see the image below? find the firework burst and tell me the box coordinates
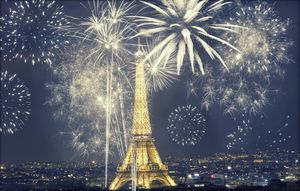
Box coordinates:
[134,0,242,75]
[167,105,206,146]
[201,1,292,116]
[47,44,133,159]
[224,1,292,75]
[1,71,31,134]
[0,0,70,65]
[63,0,136,63]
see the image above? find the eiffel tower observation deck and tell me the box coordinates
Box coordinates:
[109,46,176,190]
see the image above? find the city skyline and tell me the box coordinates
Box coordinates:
[1,149,299,190]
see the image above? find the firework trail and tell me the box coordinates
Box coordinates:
[134,0,242,75]
[200,1,292,116]
[0,0,70,65]
[1,71,31,134]
[226,114,292,151]
[167,105,206,146]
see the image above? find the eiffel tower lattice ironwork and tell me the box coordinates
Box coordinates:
[109,48,176,190]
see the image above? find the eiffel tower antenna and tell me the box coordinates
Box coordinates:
[135,37,142,58]
[109,39,176,190]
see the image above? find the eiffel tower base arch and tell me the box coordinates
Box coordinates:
[109,137,176,190]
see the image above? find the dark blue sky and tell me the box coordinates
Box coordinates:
[1,0,299,164]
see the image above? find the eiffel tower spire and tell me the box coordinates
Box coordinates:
[131,47,151,136]
[109,42,176,190]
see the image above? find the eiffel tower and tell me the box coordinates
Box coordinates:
[109,47,176,190]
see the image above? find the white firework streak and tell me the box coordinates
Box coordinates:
[133,0,242,75]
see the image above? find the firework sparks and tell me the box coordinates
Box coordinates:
[47,46,106,159]
[201,1,292,116]
[134,0,242,75]
[144,58,177,93]
[47,44,133,159]
[226,113,256,151]
[226,114,292,151]
[0,0,70,65]
[258,115,292,150]
[167,105,206,146]
[1,71,31,134]
[59,125,104,159]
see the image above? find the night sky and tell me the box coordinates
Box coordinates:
[1,0,299,164]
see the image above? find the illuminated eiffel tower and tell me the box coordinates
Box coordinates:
[109,47,176,190]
